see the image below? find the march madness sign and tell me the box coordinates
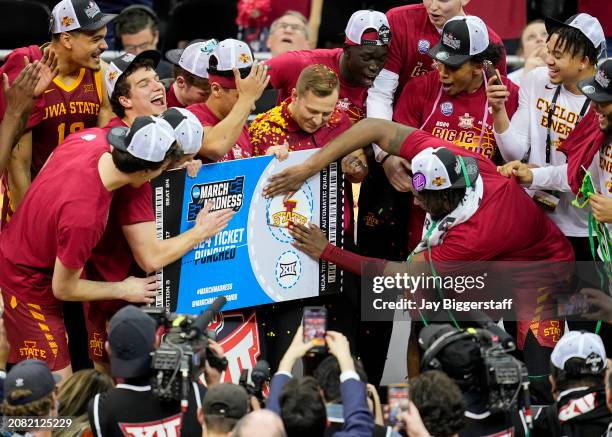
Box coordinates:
[152,150,344,314]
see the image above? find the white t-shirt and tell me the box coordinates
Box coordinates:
[507,67,525,87]
[495,67,591,237]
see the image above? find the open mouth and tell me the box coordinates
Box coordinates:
[150,94,166,107]
[441,82,453,93]
[281,37,294,44]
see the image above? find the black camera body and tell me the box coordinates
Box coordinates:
[144,297,229,403]
[420,323,529,414]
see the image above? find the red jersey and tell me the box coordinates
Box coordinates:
[385,4,507,98]
[187,102,253,161]
[165,82,185,109]
[393,70,519,161]
[399,129,572,263]
[266,49,368,123]
[249,97,352,155]
[105,116,128,129]
[0,128,114,305]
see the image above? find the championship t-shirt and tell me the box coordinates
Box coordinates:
[394,70,519,161]
[385,4,507,98]
[399,129,573,263]
[187,102,253,161]
[0,128,114,304]
[266,48,369,123]
[494,67,591,236]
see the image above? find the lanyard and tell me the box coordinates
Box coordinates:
[545,86,590,164]
[422,73,490,156]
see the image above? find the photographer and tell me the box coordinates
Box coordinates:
[418,324,528,437]
[267,326,374,437]
[532,331,610,437]
[87,305,224,436]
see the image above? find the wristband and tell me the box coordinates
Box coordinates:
[380,154,391,166]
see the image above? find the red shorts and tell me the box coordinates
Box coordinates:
[1,289,70,371]
[84,300,128,363]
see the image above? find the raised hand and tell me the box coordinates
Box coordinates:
[34,50,59,97]
[234,60,270,104]
[382,155,412,192]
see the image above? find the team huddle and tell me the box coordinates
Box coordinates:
[0,0,610,410]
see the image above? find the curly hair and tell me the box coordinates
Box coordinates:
[410,370,466,437]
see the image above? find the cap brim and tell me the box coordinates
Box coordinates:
[80,13,117,31]
[165,48,183,65]
[544,16,567,36]
[106,126,130,152]
[133,50,162,69]
[450,156,479,188]
[111,354,151,378]
[578,77,612,103]
[428,42,471,67]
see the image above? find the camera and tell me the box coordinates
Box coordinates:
[238,359,271,407]
[143,297,229,405]
[419,321,529,414]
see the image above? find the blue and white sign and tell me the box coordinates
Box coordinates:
[152,150,343,314]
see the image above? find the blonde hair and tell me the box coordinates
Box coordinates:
[57,369,113,417]
[2,390,54,417]
[295,64,339,98]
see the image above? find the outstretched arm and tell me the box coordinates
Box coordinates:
[264,118,415,197]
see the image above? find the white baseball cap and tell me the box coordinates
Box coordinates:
[344,10,391,46]
[166,39,218,79]
[411,147,479,192]
[107,116,175,163]
[210,39,253,72]
[105,50,161,99]
[429,16,490,67]
[160,107,203,155]
[50,0,116,34]
[545,13,606,57]
[551,331,607,374]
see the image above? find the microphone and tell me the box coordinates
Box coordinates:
[188,296,227,339]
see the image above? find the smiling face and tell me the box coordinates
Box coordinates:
[423,0,469,29]
[344,44,388,88]
[290,88,339,133]
[120,67,167,117]
[66,27,109,70]
[545,33,589,86]
[591,100,612,133]
[267,13,310,56]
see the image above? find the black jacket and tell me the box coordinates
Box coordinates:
[532,386,611,437]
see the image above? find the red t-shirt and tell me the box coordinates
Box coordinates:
[187,102,253,161]
[166,82,185,109]
[249,97,352,155]
[0,128,114,304]
[393,70,519,161]
[266,49,368,123]
[105,116,128,129]
[399,130,573,263]
[385,4,507,98]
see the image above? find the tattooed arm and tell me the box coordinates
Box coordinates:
[263,118,415,197]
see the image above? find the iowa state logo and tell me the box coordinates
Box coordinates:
[270,199,308,227]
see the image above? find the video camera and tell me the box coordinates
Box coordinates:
[239,359,270,407]
[418,319,530,415]
[143,297,229,406]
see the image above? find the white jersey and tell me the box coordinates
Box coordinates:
[495,67,591,237]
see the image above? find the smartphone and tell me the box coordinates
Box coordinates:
[557,293,592,317]
[387,384,409,427]
[483,60,502,86]
[303,306,327,352]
